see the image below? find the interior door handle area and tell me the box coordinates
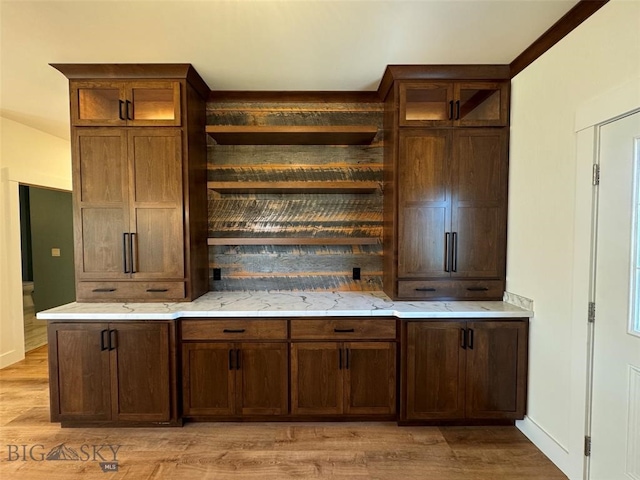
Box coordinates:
[444,232,451,272]
[452,232,458,273]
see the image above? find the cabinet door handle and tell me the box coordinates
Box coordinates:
[228,349,234,370]
[118,100,125,121]
[236,349,241,370]
[126,100,133,120]
[130,233,136,274]
[92,288,116,293]
[334,328,355,333]
[444,232,451,272]
[415,288,436,292]
[460,328,467,349]
[452,232,458,273]
[455,100,461,120]
[223,329,246,334]
[467,328,474,350]
[338,348,343,370]
[146,289,168,293]
[100,329,109,351]
[109,329,117,351]
[467,287,489,292]
[345,348,350,370]
[449,100,454,120]
[123,233,130,273]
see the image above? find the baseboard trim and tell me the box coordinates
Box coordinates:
[517,416,571,477]
[0,349,25,369]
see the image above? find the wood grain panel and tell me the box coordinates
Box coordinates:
[181,319,288,341]
[133,208,184,278]
[398,206,448,278]
[290,319,396,340]
[210,275,384,292]
[76,130,127,203]
[237,343,288,416]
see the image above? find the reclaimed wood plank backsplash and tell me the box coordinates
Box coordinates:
[207,98,383,292]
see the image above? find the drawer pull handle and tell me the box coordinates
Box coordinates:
[467,287,489,292]
[223,329,246,334]
[146,289,169,293]
[415,288,436,292]
[334,328,355,333]
[93,288,116,293]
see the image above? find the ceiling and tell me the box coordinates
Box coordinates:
[0,0,579,140]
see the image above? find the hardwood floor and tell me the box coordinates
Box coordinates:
[0,346,566,479]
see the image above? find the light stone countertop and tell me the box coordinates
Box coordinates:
[37,291,533,321]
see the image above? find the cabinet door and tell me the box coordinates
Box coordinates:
[47,323,111,422]
[344,342,396,415]
[451,129,507,279]
[73,129,130,280]
[404,321,466,420]
[71,81,127,126]
[291,342,343,415]
[128,129,185,280]
[455,82,508,127]
[110,322,171,422]
[236,343,288,416]
[399,82,454,127]
[127,81,181,127]
[182,343,235,416]
[465,321,528,419]
[398,130,452,278]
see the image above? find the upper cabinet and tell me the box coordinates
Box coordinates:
[70,81,181,127]
[399,81,509,127]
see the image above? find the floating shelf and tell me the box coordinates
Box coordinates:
[208,237,379,246]
[207,181,380,194]
[205,125,378,145]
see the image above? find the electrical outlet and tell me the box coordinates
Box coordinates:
[51,248,61,257]
[213,268,221,281]
[353,267,361,280]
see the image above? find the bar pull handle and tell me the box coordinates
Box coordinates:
[109,329,117,351]
[130,233,136,274]
[118,100,125,121]
[468,328,474,350]
[449,100,454,120]
[223,329,246,334]
[100,329,109,351]
[456,100,461,120]
[236,349,241,370]
[444,232,451,272]
[460,328,467,349]
[123,233,129,273]
[467,287,489,292]
[146,289,168,293]
[452,232,458,273]
[126,100,133,120]
[415,288,436,292]
[92,288,116,293]
[334,328,355,333]
[345,348,350,370]
[338,348,343,370]
[228,349,234,370]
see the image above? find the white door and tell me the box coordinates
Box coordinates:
[590,111,640,480]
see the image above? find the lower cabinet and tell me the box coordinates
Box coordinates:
[182,342,288,417]
[402,319,528,421]
[290,341,396,416]
[47,321,177,425]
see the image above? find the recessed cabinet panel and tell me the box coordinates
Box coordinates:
[291,343,343,415]
[237,343,288,416]
[399,130,450,204]
[454,208,501,278]
[133,208,184,278]
[399,206,449,278]
[453,131,503,204]
[78,208,128,278]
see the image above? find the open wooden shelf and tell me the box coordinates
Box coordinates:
[208,237,379,246]
[207,181,380,194]
[206,125,378,145]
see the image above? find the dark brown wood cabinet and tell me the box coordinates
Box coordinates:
[47,321,178,426]
[401,319,528,422]
[290,319,397,417]
[52,64,210,302]
[181,319,289,418]
[382,66,510,300]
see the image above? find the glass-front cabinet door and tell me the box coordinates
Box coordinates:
[455,82,508,127]
[400,82,454,127]
[71,81,181,126]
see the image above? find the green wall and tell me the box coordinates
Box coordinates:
[28,187,75,312]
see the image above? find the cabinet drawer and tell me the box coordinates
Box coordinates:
[290,319,396,340]
[397,280,503,300]
[181,320,288,341]
[77,281,185,302]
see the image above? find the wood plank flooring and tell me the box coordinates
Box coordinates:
[0,346,567,480]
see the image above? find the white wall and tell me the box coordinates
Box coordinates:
[508,1,640,478]
[0,116,71,368]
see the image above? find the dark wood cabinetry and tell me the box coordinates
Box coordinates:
[290,319,397,417]
[382,66,510,300]
[47,321,178,426]
[52,64,209,302]
[401,319,528,422]
[181,320,289,418]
